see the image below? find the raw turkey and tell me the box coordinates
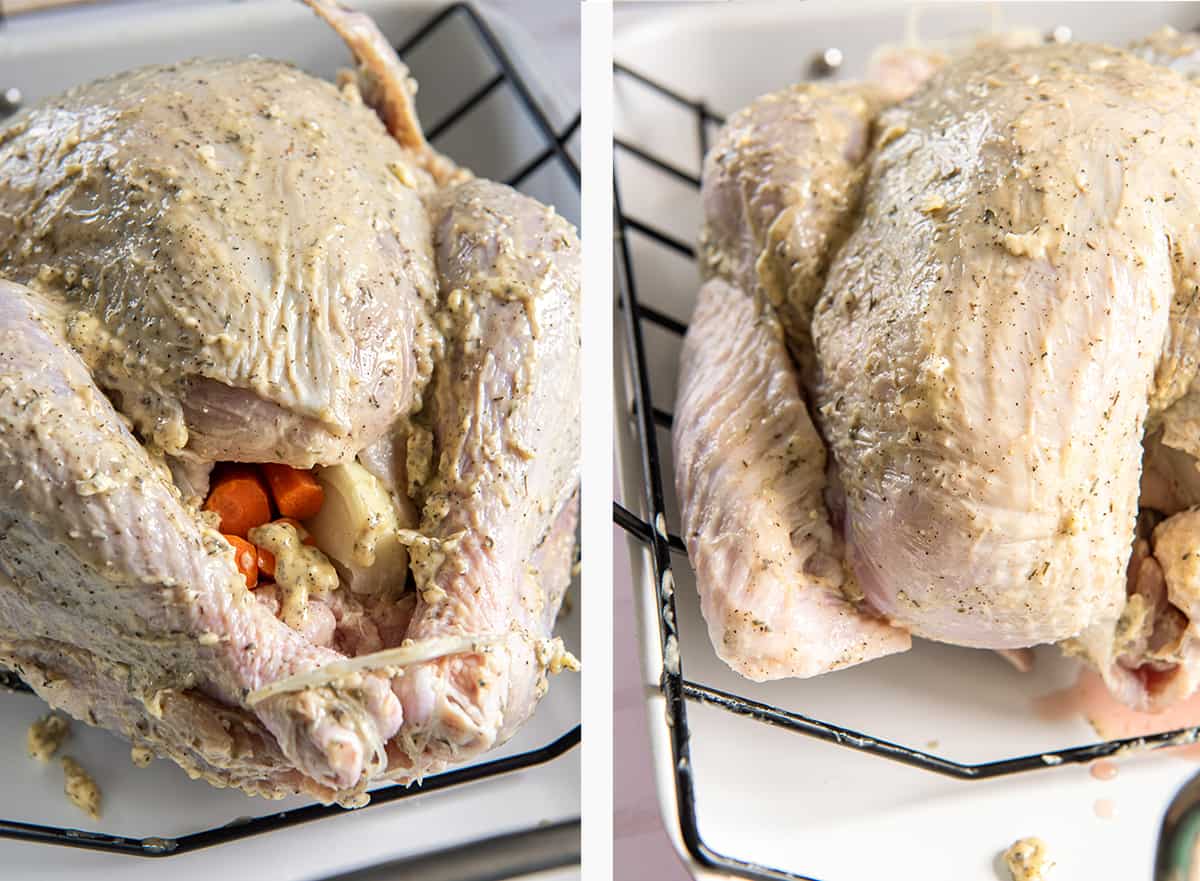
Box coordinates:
[0,0,579,804]
[676,35,1200,711]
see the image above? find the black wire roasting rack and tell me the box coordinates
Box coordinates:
[612,60,1200,881]
[0,1,580,862]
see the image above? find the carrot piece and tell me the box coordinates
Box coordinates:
[203,467,272,538]
[224,534,259,589]
[257,546,276,580]
[274,517,318,547]
[261,464,325,520]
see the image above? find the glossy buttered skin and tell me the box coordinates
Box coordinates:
[678,38,1200,710]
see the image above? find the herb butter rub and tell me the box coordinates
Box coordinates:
[0,0,579,802]
[388,181,581,778]
[0,57,440,467]
[816,44,1200,708]
[678,79,915,681]
[1004,837,1053,881]
[302,2,583,777]
[0,281,400,801]
[677,35,1200,711]
[675,277,911,680]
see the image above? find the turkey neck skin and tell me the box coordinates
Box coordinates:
[813,44,1200,648]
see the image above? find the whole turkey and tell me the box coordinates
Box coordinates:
[676,29,1200,711]
[0,0,579,804]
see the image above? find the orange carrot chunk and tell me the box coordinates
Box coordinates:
[224,534,259,588]
[203,468,272,538]
[262,464,325,520]
[257,546,276,580]
[274,517,318,547]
